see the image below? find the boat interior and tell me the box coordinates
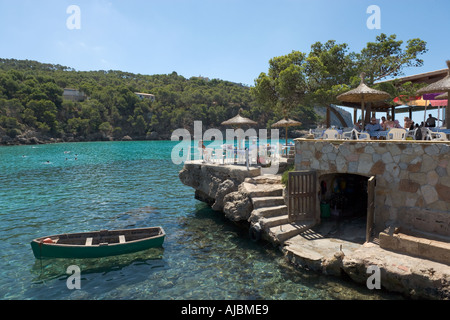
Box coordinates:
[38,228,163,246]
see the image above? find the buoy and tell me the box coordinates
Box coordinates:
[42,238,53,244]
[249,223,262,242]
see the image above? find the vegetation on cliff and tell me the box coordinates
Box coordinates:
[0,59,267,143]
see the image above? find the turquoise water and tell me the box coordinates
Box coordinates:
[0,141,402,300]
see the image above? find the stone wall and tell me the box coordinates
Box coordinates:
[294,139,450,237]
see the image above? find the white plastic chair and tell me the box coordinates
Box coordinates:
[310,128,324,139]
[342,129,369,140]
[204,148,213,162]
[386,128,407,140]
[342,129,354,140]
[323,129,340,140]
[357,132,371,140]
[221,144,234,164]
[405,130,414,140]
[236,149,246,164]
[424,128,448,141]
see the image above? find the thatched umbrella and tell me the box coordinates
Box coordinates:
[221,109,257,149]
[271,118,302,154]
[337,73,391,130]
[417,61,450,128]
[221,113,257,127]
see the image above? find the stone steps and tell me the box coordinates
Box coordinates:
[245,175,282,185]
[245,173,317,246]
[267,220,316,245]
[248,205,287,223]
[260,214,290,229]
[242,182,284,197]
[252,196,285,209]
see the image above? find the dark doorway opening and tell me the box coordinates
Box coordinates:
[319,173,369,219]
[315,173,372,244]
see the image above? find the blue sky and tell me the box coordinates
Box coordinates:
[0,0,449,125]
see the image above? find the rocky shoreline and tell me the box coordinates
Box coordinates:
[0,130,170,146]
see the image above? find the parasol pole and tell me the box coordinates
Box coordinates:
[424,101,427,124]
[361,99,365,131]
[438,104,441,129]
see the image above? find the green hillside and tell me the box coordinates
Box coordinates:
[0,58,299,145]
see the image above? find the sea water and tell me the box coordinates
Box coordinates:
[0,141,403,300]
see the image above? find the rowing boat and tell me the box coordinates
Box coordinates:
[30,227,165,259]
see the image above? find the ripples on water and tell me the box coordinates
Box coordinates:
[0,141,403,300]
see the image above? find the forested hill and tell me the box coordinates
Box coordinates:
[0,58,290,145]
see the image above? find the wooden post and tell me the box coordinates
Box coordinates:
[326,106,331,128]
[446,91,450,129]
[361,101,365,131]
[366,176,376,243]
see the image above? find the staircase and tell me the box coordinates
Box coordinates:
[244,175,315,245]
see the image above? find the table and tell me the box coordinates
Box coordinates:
[431,128,450,134]
[368,131,388,139]
[431,128,450,140]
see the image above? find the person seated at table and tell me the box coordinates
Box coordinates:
[382,115,396,130]
[353,120,363,132]
[380,116,386,129]
[394,118,402,128]
[404,117,414,130]
[366,117,382,139]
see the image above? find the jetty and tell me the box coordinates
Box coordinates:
[179,139,450,300]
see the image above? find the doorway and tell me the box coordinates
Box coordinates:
[316,173,375,244]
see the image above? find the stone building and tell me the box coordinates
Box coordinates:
[63,88,87,102]
[294,139,450,263]
[135,92,156,102]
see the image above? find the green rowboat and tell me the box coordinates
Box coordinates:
[30,227,165,259]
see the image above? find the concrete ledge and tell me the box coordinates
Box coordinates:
[379,231,450,266]
[294,138,450,144]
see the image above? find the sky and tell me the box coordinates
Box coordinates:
[0,0,449,126]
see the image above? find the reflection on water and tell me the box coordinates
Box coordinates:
[31,248,166,283]
[0,141,404,300]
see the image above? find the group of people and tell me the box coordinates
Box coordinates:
[354,114,440,136]
[354,115,399,133]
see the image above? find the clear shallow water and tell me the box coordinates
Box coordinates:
[0,141,403,300]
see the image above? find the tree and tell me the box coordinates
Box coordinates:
[252,51,308,118]
[356,33,428,84]
[99,121,113,136]
[132,115,147,136]
[252,34,428,127]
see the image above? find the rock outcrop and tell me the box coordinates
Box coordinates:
[179,162,260,217]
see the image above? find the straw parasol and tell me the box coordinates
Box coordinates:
[221,113,257,127]
[337,73,391,130]
[221,109,257,149]
[417,60,450,128]
[272,118,302,154]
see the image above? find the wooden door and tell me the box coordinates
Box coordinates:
[287,171,317,223]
